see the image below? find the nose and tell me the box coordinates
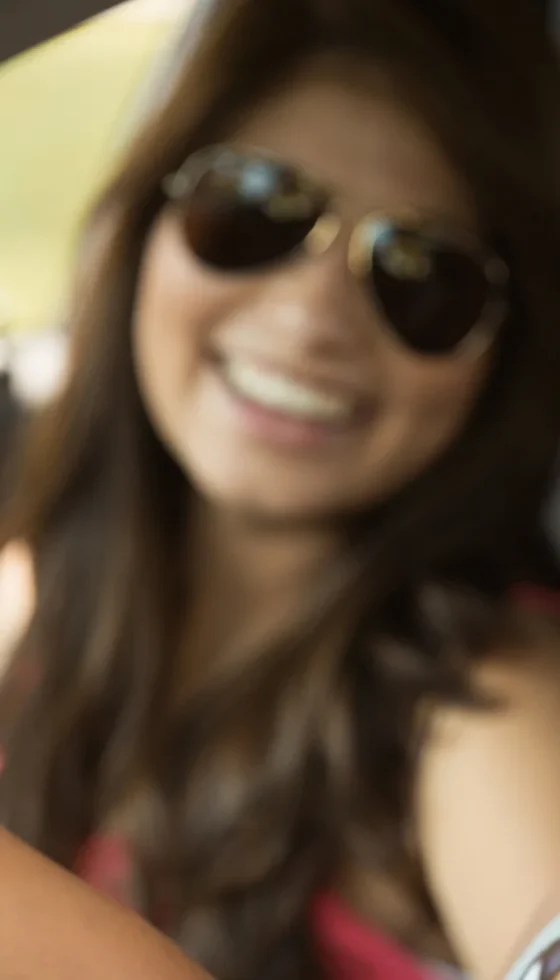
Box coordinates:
[249,232,377,362]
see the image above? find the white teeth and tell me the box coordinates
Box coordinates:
[223,360,354,422]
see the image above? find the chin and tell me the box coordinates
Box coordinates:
[184,467,370,529]
[178,441,404,527]
[198,484,334,525]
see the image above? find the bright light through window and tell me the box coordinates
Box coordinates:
[0,0,190,334]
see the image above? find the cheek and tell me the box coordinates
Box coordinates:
[372,347,494,486]
[132,216,240,442]
[133,219,204,407]
[393,351,493,439]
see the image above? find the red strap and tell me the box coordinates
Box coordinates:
[312,892,433,980]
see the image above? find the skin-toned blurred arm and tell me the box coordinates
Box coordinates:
[0,828,212,980]
[0,545,209,979]
[0,0,123,63]
[416,618,560,980]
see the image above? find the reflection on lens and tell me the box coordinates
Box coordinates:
[181,156,325,271]
[377,230,433,281]
[372,225,491,354]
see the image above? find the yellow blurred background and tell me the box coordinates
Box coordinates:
[0,0,186,333]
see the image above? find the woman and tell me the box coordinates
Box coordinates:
[1,1,560,979]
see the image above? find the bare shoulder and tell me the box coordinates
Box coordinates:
[415,613,560,980]
[0,541,35,680]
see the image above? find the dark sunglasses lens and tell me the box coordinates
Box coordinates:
[371,224,493,354]
[180,153,324,271]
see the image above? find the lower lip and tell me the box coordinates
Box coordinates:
[217,370,362,449]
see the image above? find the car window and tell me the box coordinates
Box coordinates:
[0,0,186,337]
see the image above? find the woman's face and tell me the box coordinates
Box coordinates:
[133,60,494,522]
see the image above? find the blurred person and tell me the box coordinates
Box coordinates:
[0,370,24,500]
[0,326,70,513]
[0,3,560,980]
[0,336,25,508]
[0,328,71,512]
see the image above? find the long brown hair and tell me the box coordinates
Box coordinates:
[1,1,560,977]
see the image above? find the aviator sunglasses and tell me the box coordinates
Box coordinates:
[162,144,509,356]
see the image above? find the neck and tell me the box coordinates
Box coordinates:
[185,498,342,660]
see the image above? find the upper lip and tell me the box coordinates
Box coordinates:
[212,349,373,404]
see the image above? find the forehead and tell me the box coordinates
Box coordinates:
[231,58,477,227]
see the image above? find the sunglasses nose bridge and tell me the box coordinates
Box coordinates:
[304,212,389,290]
[348,219,373,280]
[260,223,377,353]
[303,212,343,260]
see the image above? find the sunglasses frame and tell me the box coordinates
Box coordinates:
[163,143,510,358]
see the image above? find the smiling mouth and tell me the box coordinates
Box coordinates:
[217,356,368,426]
